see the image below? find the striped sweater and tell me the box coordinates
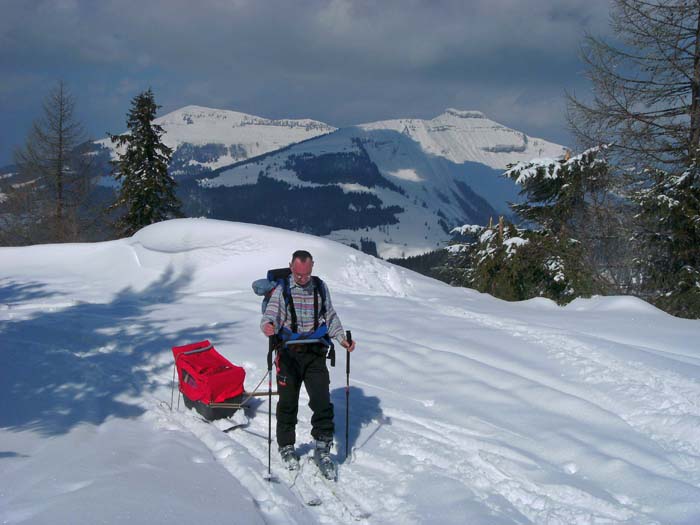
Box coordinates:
[260,276,346,344]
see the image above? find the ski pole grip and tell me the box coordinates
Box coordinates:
[345,330,352,371]
[267,336,274,370]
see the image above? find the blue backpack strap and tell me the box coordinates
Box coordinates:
[278,324,331,347]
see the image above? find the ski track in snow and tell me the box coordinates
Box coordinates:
[381,408,648,525]
[151,388,655,525]
[435,303,700,487]
[148,333,660,525]
[152,400,378,525]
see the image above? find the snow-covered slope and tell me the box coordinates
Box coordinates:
[95,105,336,173]
[360,108,566,171]
[2,219,699,525]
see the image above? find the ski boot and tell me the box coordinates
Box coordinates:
[279,444,300,471]
[314,438,337,481]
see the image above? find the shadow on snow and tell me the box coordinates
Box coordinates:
[0,266,238,437]
[331,385,389,465]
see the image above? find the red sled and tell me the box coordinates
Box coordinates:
[172,340,246,420]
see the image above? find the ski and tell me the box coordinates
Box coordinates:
[321,482,370,521]
[304,458,371,521]
[280,459,323,506]
[296,481,323,507]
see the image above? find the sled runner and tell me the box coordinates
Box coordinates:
[171,340,250,420]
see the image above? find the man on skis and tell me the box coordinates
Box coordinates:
[261,250,356,480]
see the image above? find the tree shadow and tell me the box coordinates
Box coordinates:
[0,451,29,459]
[331,386,390,464]
[0,280,57,304]
[0,265,239,436]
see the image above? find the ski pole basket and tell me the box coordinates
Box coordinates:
[171,340,247,420]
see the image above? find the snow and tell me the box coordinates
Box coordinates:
[657,195,680,207]
[2,218,700,525]
[73,105,567,259]
[507,157,562,184]
[504,236,528,255]
[452,224,483,235]
[338,183,375,194]
[360,109,567,171]
[505,147,605,185]
[11,179,38,190]
[387,168,424,182]
[446,243,469,253]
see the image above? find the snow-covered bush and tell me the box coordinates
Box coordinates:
[446,220,596,304]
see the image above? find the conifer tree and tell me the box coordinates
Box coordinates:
[634,158,700,317]
[6,81,96,244]
[446,218,595,305]
[514,149,631,284]
[440,151,610,304]
[110,89,182,236]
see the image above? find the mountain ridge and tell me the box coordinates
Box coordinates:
[194,113,564,258]
[359,107,565,170]
[1,105,567,257]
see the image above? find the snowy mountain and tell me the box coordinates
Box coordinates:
[192,110,566,258]
[1,218,699,524]
[2,106,566,258]
[94,105,336,175]
[359,108,564,170]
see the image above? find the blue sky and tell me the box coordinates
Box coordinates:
[0,0,612,166]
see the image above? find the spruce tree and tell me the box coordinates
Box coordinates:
[505,148,620,294]
[110,89,182,236]
[442,151,609,304]
[446,220,595,305]
[634,158,700,317]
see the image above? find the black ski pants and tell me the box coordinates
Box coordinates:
[275,344,334,448]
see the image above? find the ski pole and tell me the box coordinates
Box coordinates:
[170,362,176,411]
[345,330,352,461]
[267,336,274,480]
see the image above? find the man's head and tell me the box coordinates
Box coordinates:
[290,250,314,286]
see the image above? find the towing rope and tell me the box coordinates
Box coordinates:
[208,369,274,409]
